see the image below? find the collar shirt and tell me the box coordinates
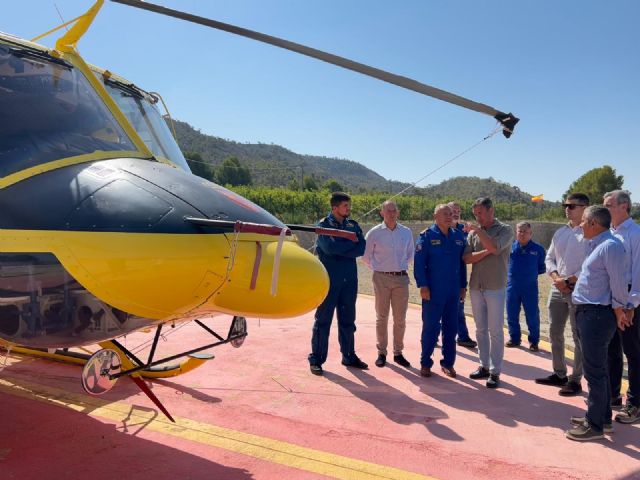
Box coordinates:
[455,222,469,241]
[315,213,366,280]
[508,239,546,285]
[464,219,513,290]
[414,224,467,295]
[545,223,588,277]
[571,231,629,308]
[363,222,414,272]
[611,217,640,308]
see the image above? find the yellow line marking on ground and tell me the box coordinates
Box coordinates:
[0,376,436,480]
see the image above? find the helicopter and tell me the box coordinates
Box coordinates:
[0,0,516,420]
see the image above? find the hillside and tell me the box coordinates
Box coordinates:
[416,176,556,205]
[171,120,407,192]
[169,119,556,206]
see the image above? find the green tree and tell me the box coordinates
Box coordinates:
[565,165,623,204]
[323,179,344,192]
[288,179,300,191]
[184,151,215,181]
[216,156,252,186]
[303,175,319,191]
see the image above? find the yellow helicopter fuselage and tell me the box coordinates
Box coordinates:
[0,12,329,349]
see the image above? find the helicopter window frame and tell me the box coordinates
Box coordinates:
[98,74,191,173]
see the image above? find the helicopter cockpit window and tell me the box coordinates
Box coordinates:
[99,77,191,173]
[0,43,137,178]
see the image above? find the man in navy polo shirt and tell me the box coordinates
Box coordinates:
[506,222,546,351]
[414,204,467,378]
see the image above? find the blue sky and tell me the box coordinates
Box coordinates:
[3,1,639,201]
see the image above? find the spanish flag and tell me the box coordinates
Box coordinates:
[531,194,544,203]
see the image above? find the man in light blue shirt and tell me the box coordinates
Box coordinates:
[363,200,414,368]
[604,190,640,424]
[566,206,631,442]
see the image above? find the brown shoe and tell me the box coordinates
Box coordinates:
[441,366,457,378]
[420,367,431,377]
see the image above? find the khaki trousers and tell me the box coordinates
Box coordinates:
[372,271,410,356]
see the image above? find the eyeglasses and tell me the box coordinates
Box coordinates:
[562,204,586,210]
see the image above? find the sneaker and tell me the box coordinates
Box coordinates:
[565,423,604,442]
[486,374,500,389]
[420,366,432,377]
[375,354,386,368]
[342,356,368,370]
[470,367,490,380]
[505,340,521,348]
[570,416,613,434]
[559,381,582,396]
[529,344,539,352]
[615,404,640,424]
[441,366,457,378]
[535,373,568,386]
[310,364,323,376]
[457,338,477,348]
[393,354,411,368]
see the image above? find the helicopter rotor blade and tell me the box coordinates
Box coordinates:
[110,0,518,137]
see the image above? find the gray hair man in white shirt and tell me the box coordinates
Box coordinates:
[536,193,590,396]
[363,200,414,368]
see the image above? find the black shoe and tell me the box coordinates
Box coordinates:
[565,424,604,442]
[559,381,582,396]
[469,367,490,379]
[375,354,386,368]
[486,374,500,389]
[505,340,521,348]
[393,354,411,368]
[457,338,477,348]
[571,416,613,434]
[535,373,568,386]
[529,344,539,352]
[310,364,323,376]
[342,356,368,370]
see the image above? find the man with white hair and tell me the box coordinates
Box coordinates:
[565,206,630,441]
[363,200,414,368]
[603,189,640,424]
[414,204,467,378]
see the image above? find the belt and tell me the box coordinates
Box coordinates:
[378,271,408,276]
[575,304,612,312]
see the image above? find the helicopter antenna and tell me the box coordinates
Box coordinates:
[54,3,69,30]
[110,0,518,138]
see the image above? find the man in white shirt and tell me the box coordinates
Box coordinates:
[604,189,640,424]
[363,200,414,368]
[536,193,590,396]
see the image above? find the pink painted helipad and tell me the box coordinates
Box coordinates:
[1,295,639,479]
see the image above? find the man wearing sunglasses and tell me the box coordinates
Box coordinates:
[603,190,640,425]
[536,193,590,396]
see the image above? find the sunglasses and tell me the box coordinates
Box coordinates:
[562,204,586,210]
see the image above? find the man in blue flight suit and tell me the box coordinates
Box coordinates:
[449,201,477,349]
[414,204,467,378]
[309,192,367,376]
[506,222,546,351]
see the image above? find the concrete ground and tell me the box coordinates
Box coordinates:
[0,296,639,480]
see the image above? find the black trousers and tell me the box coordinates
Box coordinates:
[607,307,640,407]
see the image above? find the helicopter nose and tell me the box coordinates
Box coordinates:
[211,239,329,318]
